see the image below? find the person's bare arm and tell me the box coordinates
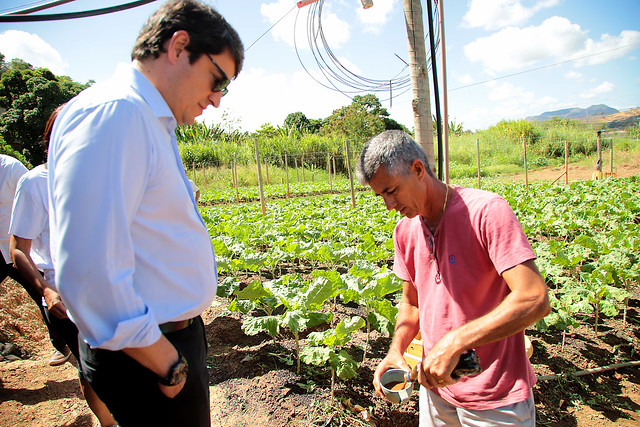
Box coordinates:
[10,235,67,319]
[372,280,420,398]
[420,259,550,387]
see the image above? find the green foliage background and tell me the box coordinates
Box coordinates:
[1,54,637,177]
[0,54,90,166]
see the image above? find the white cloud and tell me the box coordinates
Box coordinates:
[464,17,640,74]
[487,81,535,105]
[464,17,587,73]
[564,70,582,79]
[456,73,475,86]
[463,0,559,30]
[580,81,614,99]
[199,67,349,132]
[357,0,396,33]
[261,0,350,49]
[573,30,640,66]
[0,30,67,75]
[535,96,559,109]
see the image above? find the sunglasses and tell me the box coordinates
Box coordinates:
[206,53,231,97]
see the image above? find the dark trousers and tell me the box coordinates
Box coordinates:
[0,255,67,353]
[79,316,210,427]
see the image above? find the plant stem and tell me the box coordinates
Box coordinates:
[537,360,640,381]
[330,368,335,402]
[362,319,370,364]
[294,331,301,375]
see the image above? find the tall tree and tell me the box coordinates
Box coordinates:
[321,94,406,144]
[0,60,89,165]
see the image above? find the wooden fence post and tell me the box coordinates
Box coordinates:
[202,162,207,192]
[476,138,481,189]
[332,156,337,181]
[284,154,290,198]
[610,139,614,175]
[523,136,529,188]
[233,156,239,203]
[253,138,266,215]
[329,154,333,193]
[564,141,569,184]
[345,140,356,209]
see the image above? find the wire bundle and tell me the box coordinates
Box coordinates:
[293,0,440,104]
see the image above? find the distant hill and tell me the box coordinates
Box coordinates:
[526,104,619,121]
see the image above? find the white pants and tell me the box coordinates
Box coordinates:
[419,386,536,426]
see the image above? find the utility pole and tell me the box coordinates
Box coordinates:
[402,0,435,171]
[438,0,449,184]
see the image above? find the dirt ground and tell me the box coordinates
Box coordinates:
[0,159,639,427]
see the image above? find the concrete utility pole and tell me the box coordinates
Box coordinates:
[402,0,435,171]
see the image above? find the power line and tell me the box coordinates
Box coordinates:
[245,4,297,52]
[293,0,441,103]
[0,0,156,22]
[2,0,76,15]
[450,42,640,92]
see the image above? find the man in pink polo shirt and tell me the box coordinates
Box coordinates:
[358,131,550,426]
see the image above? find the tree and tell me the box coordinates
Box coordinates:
[284,112,311,133]
[0,60,89,165]
[0,54,9,77]
[321,94,406,143]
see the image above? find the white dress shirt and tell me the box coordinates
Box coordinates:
[0,154,28,262]
[9,164,54,284]
[48,63,218,350]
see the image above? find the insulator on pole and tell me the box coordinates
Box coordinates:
[297,0,320,8]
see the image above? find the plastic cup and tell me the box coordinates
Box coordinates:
[380,368,413,404]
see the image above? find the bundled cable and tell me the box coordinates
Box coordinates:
[293,0,440,104]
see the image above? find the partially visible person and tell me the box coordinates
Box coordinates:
[0,153,70,366]
[358,131,550,426]
[47,1,244,425]
[10,105,116,426]
[189,178,201,204]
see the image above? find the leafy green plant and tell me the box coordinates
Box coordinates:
[300,316,366,400]
[339,261,402,362]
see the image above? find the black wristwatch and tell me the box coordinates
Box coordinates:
[157,353,189,386]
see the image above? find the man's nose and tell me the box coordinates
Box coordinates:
[382,195,396,211]
[209,92,223,108]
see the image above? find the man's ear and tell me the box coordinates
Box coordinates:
[166,30,191,65]
[411,159,426,179]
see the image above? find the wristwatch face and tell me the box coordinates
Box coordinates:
[169,357,188,385]
[160,355,189,386]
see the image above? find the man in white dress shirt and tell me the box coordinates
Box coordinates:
[47,1,243,425]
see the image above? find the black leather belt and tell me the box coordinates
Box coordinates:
[159,317,195,334]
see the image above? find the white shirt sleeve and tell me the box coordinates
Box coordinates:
[49,99,161,349]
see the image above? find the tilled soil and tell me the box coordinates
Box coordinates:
[1,276,640,427]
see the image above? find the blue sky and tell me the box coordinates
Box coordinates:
[1,0,639,133]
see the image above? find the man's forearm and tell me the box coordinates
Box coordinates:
[10,244,52,296]
[445,261,550,354]
[388,300,421,356]
[123,335,179,379]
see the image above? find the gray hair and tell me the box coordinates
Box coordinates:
[355,130,431,185]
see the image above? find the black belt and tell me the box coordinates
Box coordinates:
[159,317,195,334]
